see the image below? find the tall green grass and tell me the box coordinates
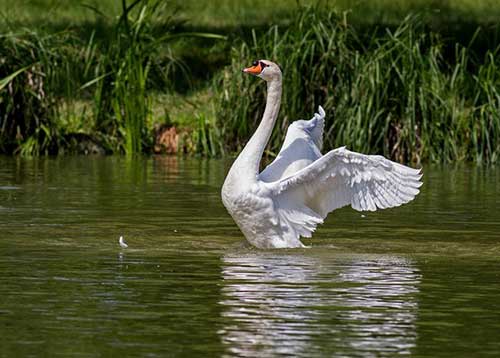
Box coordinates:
[0,31,72,155]
[0,0,223,155]
[88,0,162,155]
[80,0,204,155]
[214,7,500,163]
[1,3,498,162]
[80,0,224,155]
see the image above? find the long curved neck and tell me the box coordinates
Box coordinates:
[231,78,282,182]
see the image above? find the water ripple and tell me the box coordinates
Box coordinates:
[219,253,421,357]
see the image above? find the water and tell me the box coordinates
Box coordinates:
[0,156,499,357]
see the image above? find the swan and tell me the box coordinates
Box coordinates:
[221,60,422,249]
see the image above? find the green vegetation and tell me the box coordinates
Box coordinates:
[0,0,499,162]
[0,0,222,155]
[216,10,500,163]
[0,31,68,155]
[85,0,181,155]
[3,0,500,29]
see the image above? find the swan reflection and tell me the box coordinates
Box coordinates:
[219,252,421,357]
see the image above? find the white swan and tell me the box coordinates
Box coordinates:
[221,60,422,249]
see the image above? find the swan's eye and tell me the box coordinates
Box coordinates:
[260,61,269,69]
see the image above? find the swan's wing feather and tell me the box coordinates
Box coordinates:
[259,106,325,182]
[270,147,422,216]
[307,105,325,150]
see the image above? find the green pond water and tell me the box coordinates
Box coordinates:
[0,156,499,357]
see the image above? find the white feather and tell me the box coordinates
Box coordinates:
[119,236,128,249]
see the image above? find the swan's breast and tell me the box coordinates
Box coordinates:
[222,183,277,232]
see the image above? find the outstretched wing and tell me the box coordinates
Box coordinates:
[269,147,423,218]
[259,106,326,183]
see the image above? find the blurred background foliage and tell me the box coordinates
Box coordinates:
[0,0,499,163]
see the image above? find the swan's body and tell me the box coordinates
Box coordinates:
[221,60,422,249]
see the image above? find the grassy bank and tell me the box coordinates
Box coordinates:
[3,0,500,29]
[214,9,500,163]
[0,0,223,155]
[0,0,499,163]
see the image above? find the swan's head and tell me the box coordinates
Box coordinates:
[243,60,282,81]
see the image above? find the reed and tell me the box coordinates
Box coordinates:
[84,0,224,155]
[0,31,72,155]
[1,3,498,162]
[213,7,500,164]
[0,3,158,155]
[84,0,169,155]
[0,0,222,155]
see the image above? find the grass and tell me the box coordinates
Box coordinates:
[0,30,69,155]
[214,8,500,163]
[87,0,163,155]
[0,0,499,162]
[3,0,500,28]
[0,0,223,155]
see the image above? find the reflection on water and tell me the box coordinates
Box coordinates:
[220,253,421,357]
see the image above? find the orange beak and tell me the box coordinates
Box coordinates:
[243,62,262,75]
